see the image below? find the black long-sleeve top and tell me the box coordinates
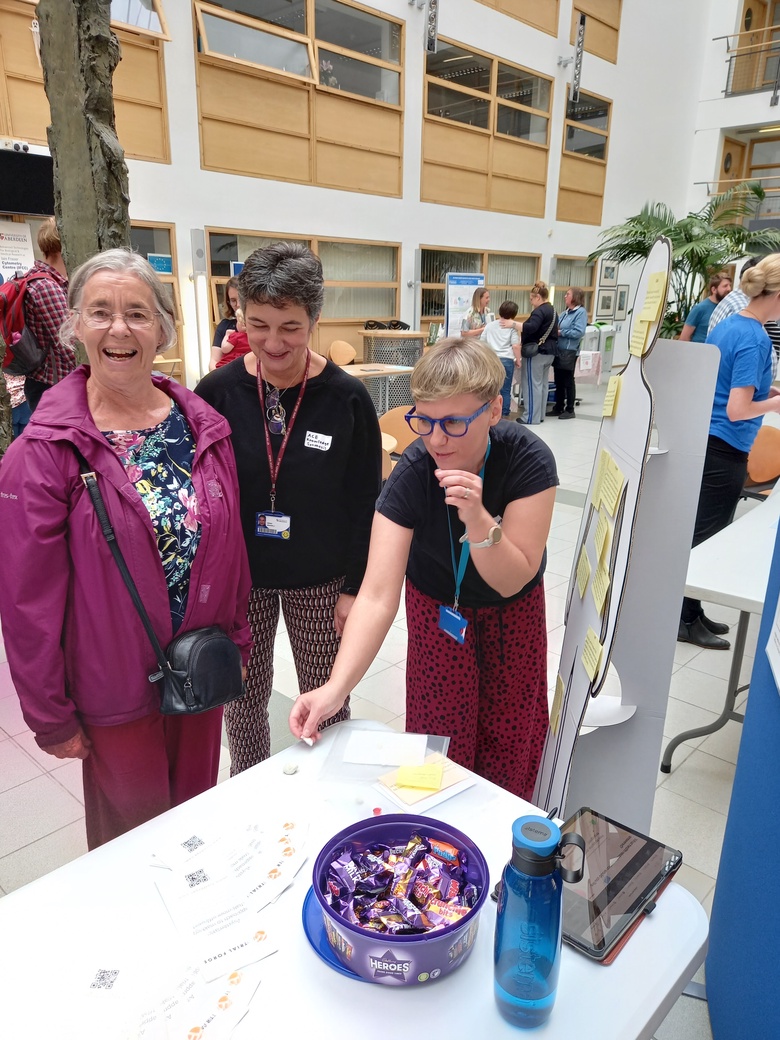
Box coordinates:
[196,358,381,591]
[521,302,559,354]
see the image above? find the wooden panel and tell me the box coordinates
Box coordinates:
[316,141,400,195]
[559,153,606,194]
[557,187,603,225]
[114,37,161,105]
[115,99,166,161]
[315,92,401,154]
[491,175,545,217]
[492,137,547,182]
[421,162,489,209]
[5,75,48,142]
[199,61,310,136]
[575,0,621,24]
[423,120,490,173]
[572,6,620,62]
[202,117,311,182]
[494,0,558,35]
[719,136,747,192]
[0,5,40,76]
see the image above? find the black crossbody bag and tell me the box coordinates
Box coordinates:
[521,311,558,359]
[73,447,245,715]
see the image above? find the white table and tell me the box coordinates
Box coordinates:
[341,363,414,414]
[0,721,707,1039]
[661,485,780,771]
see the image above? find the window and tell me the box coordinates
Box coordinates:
[129,222,183,376]
[550,257,596,315]
[564,92,610,161]
[110,0,169,37]
[420,247,540,321]
[426,40,551,146]
[197,7,315,82]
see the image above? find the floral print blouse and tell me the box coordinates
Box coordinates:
[104,402,201,633]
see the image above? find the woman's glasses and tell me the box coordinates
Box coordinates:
[404,400,490,437]
[266,386,287,435]
[78,307,160,330]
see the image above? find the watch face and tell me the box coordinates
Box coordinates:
[491,525,503,544]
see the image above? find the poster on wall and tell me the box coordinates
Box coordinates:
[0,221,35,282]
[445,273,484,338]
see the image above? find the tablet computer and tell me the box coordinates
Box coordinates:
[559,806,683,964]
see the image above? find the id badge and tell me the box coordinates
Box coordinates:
[438,605,468,644]
[255,511,291,539]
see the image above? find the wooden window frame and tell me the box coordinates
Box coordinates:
[420,245,541,322]
[425,39,552,151]
[129,220,182,375]
[14,0,171,39]
[562,89,611,166]
[550,255,597,318]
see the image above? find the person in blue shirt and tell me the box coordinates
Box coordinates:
[680,271,732,343]
[679,254,780,649]
[553,287,588,419]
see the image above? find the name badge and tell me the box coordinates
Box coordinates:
[255,511,291,539]
[438,605,468,644]
[304,430,332,451]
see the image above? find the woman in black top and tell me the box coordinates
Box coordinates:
[504,281,558,425]
[209,276,240,371]
[196,244,381,773]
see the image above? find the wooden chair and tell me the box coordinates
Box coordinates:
[381,448,396,481]
[378,405,419,455]
[327,340,357,365]
[743,425,780,500]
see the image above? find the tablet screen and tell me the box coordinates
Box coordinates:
[560,807,683,960]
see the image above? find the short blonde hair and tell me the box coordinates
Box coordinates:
[411,338,505,402]
[740,253,780,298]
[37,217,61,258]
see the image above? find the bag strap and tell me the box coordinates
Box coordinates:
[71,445,170,680]
[537,311,557,346]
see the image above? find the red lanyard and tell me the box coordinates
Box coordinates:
[257,349,311,511]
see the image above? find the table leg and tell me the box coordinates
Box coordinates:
[660,610,749,773]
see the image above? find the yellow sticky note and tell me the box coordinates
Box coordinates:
[576,545,591,598]
[629,319,649,356]
[550,674,565,736]
[582,626,604,681]
[594,511,611,563]
[600,457,625,516]
[639,270,667,323]
[396,763,444,791]
[602,375,621,417]
[591,563,611,616]
[591,448,610,510]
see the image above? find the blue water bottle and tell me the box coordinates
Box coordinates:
[494,815,585,1028]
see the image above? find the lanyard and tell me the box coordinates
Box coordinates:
[445,439,491,611]
[257,349,311,511]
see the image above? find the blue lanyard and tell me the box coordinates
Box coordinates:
[445,439,491,611]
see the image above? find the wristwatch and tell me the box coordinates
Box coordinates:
[464,524,503,549]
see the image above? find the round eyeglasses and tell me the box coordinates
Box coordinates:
[77,307,160,330]
[404,400,490,437]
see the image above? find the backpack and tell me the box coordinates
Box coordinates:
[0,271,50,376]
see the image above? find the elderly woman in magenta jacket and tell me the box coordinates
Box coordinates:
[0,249,251,850]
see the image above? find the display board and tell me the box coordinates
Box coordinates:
[444,273,484,338]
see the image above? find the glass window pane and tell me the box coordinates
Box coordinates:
[321,286,396,319]
[427,45,491,93]
[421,288,446,317]
[202,12,312,78]
[209,0,307,34]
[552,258,594,286]
[566,92,609,131]
[315,0,400,64]
[427,84,490,129]
[130,225,171,257]
[496,288,532,315]
[565,125,607,160]
[496,105,548,144]
[421,250,482,282]
[487,254,537,285]
[318,49,399,104]
[209,233,238,276]
[319,241,396,281]
[496,65,550,112]
[751,140,780,166]
[111,0,162,33]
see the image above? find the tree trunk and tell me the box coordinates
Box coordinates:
[36,0,131,275]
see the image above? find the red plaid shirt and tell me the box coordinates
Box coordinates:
[23,260,75,386]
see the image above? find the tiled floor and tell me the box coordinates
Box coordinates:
[0,375,750,1038]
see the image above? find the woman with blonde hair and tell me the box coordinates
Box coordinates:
[461,287,493,338]
[679,253,780,650]
[291,337,558,801]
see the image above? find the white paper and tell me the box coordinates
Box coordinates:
[766,588,780,695]
[342,731,427,766]
[373,776,477,812]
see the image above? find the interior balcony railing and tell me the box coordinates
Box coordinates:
[716,27,780,101]
[699,176,780,224]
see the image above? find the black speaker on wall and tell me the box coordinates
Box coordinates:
[0,150,55,216]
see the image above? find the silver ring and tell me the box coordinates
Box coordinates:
[463,487,471,499]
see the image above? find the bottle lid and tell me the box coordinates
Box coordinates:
[511,815,562,876]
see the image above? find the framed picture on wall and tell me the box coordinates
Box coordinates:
[596,288,615,319]
[615,284,630,321]
[600,262,619,288]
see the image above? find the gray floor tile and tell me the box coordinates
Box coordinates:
[0,820,87,895]
[0,774,84,859]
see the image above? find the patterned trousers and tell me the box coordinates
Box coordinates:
[225,577,350,774]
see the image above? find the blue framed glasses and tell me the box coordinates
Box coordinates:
[404,400,490,437]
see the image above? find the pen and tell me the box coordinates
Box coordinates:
[547,806,559,820]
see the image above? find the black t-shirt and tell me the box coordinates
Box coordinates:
[195,358,381,590]
[522,302,559,355]
[376,422,558,607]
[212,317,237,347]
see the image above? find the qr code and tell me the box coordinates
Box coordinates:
[181,835,205,854]
[91,969,119,990]
[185,869,210,888]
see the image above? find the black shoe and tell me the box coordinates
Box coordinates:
[516,417,528,424]
[558,411,574,420]
[677,617,730,650]
[700,614,729,635]
[551,409,562,416]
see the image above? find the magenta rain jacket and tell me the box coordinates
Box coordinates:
[0,367,252,749]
